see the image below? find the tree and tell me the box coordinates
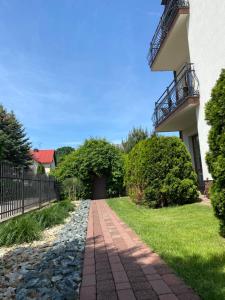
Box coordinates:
[53,138,125,198]
[205,69,225,236]
[122,127,149,153]
[125,136,198,207]
[55,146,74,164]
[0,104,31,167]
[37,164,46,175]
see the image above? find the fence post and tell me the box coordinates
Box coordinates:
[48,176,50,203]
[22,168,25,214]
[39,175,42,208]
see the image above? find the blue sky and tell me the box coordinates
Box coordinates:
[0,0,172,149]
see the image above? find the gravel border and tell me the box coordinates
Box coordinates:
[15,199,91,300]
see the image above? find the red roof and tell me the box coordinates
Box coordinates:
[31,150,55,164]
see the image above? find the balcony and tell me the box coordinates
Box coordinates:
[148,0,189,71]
[153,64,199,132]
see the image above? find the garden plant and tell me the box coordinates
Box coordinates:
[0,200,75,246]
[125,135,198,207]
[53,138,125,199]
[205,69,225,236]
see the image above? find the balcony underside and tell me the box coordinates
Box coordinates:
[155,96,199,132]
[151,8,189,71]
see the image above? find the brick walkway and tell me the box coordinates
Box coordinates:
[80,200,200,300]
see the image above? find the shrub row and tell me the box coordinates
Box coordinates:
[0,200,74,246]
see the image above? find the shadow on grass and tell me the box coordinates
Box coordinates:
[163,252,225,300]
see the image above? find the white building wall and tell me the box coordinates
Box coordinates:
[188,0,225,180]
[43,164,51,175]
[31,161,55,175]
[44,161,56,175]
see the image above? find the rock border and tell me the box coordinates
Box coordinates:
[15,199,91,300]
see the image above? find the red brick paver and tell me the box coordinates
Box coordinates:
[80,200,200,300]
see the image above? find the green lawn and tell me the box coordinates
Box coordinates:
[107,197,225,300]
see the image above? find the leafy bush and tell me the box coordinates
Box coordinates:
[0,215,42,246]
[125,135,198,207]
[53,139,125,198]
[56,146,74,164]
[205,69,225,236]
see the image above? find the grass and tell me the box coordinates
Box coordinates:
[32,199,75,229]
[107,197,225,300]
[0,199,75,246]
[0,214,42,246]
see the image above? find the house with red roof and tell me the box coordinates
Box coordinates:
[31,149,56,175]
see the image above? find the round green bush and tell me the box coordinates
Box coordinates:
[125,135,198,207]
[205,69,225,236]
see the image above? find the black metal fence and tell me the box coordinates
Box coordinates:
[0,161,59,221]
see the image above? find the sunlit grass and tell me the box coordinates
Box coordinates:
[107,197,225,300]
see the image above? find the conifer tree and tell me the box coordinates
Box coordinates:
[122,127,149,153]
[0,104,31,167]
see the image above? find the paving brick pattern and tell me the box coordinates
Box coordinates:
[80,200,200,300]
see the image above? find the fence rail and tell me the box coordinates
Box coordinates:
[152,63,199,127]
[0,162,59,221]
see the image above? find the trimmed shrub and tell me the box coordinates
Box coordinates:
[0,215,42,246]
[125,135,198,207]
[205,69,225,236]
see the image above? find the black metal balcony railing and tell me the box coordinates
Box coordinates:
[148,0,189,66]
[153,64,199,127]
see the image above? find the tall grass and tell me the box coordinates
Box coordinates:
[33,200,74,229]
[0,215,42,246]
[0,200,75,246]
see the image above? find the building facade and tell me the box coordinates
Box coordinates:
[148,0,225,191]
[31,149,56,175]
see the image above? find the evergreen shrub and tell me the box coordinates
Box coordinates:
[125,135,198,207]
[205,69,225,236]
